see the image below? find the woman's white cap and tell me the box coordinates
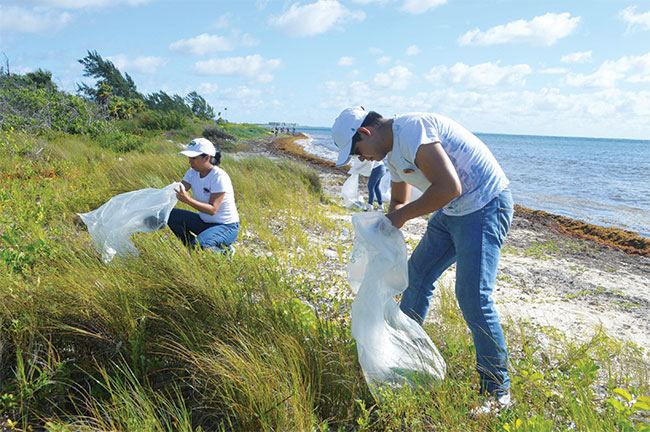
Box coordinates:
[179,138,216,157]
[332,106,367,166]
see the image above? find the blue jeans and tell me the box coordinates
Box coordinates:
[368,164,386,205]
[399,189,514,395]
[167,209,239,251]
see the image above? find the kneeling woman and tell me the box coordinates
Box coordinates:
[168,138,239,251]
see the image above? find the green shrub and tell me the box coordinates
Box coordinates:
[0,73,105,135]
[93,130,145,152]
[201,126,236,151]
[202,126,235,142]
[137,110,188,131]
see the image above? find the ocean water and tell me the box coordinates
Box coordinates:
[296,127,650,237]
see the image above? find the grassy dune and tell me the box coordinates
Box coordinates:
[1,130,649,431]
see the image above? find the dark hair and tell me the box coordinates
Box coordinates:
[351,110,383,151]
[201,151,222,166]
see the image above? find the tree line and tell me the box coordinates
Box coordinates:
[0,50,217,137]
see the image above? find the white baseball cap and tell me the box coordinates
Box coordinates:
[332,106,368,166]
[179,138,216,157]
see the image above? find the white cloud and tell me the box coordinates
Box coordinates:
[26,0,151,8]
[368,47,383,55]
[107,54,169,74]
[0,5,71,33]
[170,32,257,55]
[620,6,650,31]
[338,56,355,66]
[170,34,232,55]
[372,65,413,90]
[198,82,219,94]
[564,53,650,88]
[322,82,650,138]
[424,61,532,89]
[561,51,592,64]
[540,67,569,74]
[400,0,446,14]
[12,65,36,75]
[194,54,282,83]
[322,79,370,107]
[458,12,581,46]
[220,86,263,101]
[405,45,421,56]
[269,0,365,37]
[377,56,391,65]
[218,86,269,112]
[212,12,234,30]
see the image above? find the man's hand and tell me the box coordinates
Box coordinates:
[386,209,408,230]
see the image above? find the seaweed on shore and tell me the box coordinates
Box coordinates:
[515,205,650,257]
[271,134,348,173]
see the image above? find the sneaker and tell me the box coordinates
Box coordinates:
[364,203,373,211]
[470,391,513,418]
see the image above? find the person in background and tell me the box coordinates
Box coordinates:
[332,106,514,416]
[365,159,386,211]
[168,138,239,253]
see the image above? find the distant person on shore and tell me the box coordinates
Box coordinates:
[168,138,240,253]
[365,160,386,211]
[332,107,514,415]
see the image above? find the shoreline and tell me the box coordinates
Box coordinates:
[239,133,650,356]
[270,134,650,257]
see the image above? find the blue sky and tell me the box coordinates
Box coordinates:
[1,0,649,139]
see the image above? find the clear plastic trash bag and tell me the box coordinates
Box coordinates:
[341,173,364,209]
[349,158,374,177]
[347,212,446,396]
[79,182,181,263]
[341,159,374,209]
[379,170,391,203]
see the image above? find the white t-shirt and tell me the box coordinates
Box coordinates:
[387,113,509,216]
[182,166,239,224]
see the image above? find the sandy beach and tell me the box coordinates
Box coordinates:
[242,134,650,357]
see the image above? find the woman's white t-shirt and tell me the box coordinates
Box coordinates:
[182,167,239,224]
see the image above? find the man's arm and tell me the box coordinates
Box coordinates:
[388,180,411,213]
[386,142,462,229]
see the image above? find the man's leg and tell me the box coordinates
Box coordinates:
[451,189,514,395]
[399,210,457,324]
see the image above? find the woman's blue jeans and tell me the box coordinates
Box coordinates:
[368,164,386,205]
[167,209,239,251]
[399,188,514,395]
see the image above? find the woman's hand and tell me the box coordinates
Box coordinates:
[175,184,191,204]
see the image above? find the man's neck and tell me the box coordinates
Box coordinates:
[379,118,394,154]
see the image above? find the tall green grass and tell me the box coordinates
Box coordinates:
[1,130,649,431]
